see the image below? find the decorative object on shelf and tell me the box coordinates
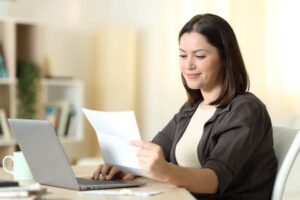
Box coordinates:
[0,44,8,78]
[16,59,40,119]
[42,55,52,78]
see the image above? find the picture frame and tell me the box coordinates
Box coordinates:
[0,109,11,140]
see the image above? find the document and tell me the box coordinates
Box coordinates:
[82,108,148,177]
[80,188,163,197]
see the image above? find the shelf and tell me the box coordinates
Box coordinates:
[0,17,43,25]
[41,78,81,86]
[41,78,84,144]
[0,78,16,85]
[0,18,84,162]
[0,139,16,147]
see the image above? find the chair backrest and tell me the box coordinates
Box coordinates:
[271,126,300,200]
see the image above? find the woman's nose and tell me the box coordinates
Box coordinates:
[185,57,196,70]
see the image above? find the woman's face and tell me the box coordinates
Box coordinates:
[179,32,223,91]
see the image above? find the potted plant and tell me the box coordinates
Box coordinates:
[16,59,40,119]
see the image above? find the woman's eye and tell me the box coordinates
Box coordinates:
[179,55,187,58]
[196,55,205,59]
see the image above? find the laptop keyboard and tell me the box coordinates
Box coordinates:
[76,177,145,190]
[76,177,129,185]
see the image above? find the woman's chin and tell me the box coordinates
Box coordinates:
[187,84,201,90]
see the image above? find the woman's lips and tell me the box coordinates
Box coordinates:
[185,73,201,79]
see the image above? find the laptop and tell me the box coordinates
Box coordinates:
[8,119,145,190]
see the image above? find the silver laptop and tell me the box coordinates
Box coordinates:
[8,119,145,190]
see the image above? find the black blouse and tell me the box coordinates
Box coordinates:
[152,93,277,200]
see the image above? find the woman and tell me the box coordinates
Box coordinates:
[92,13,277,200]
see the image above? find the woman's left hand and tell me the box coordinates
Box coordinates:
[130,140,171,182]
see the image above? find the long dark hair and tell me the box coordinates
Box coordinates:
[179,14,249,108]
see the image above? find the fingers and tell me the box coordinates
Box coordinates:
[131,141,161,159]
[106,167,121,180]
[91,164,126,180]
[130,140,158,150]
[123,173,136,180]
[91,164,113,180]
[100,164,113,179]
[91,165,104,179]
[130,141,167,179]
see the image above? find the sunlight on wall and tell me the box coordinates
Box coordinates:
[0,1,10,16]
[180,0,300,129]
[181,0,230,22]
[265,0,300,128]
[94,28,137,111]
[277,9,300,94]
[266,0,300,93]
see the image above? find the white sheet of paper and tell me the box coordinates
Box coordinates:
[82,108,148,177]
[80,189,163,197]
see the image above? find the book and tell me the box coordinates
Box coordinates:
[0,118,3,138]
[45,104,60,131]
[44,101,72,137]
[0,109,11,140]
[64,107,76,137]
[0,183,47,198]
[0,180,19,187]
[56,100,71,137]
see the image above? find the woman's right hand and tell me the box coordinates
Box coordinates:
[91,164,135,180]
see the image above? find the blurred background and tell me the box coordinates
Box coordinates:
[0,0,299,198]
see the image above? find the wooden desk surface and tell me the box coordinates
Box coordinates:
[1,165,196,200]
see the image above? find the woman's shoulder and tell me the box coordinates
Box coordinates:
[216,93,271,127]
[216,92,268,118]
[230,92,266,109]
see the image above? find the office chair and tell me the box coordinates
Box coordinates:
[271,126,300,200]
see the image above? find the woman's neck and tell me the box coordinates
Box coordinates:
[200,84,222,107]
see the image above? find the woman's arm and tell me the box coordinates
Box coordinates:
[131,140,219,194]
[166,163,219,193]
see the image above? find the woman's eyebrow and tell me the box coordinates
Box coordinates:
[179,48,208,53]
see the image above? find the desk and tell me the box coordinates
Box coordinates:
[1,165,196,200]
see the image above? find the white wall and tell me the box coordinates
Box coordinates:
[4,0,300,140]
[5,0,300,140]
[5,0,186,143]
